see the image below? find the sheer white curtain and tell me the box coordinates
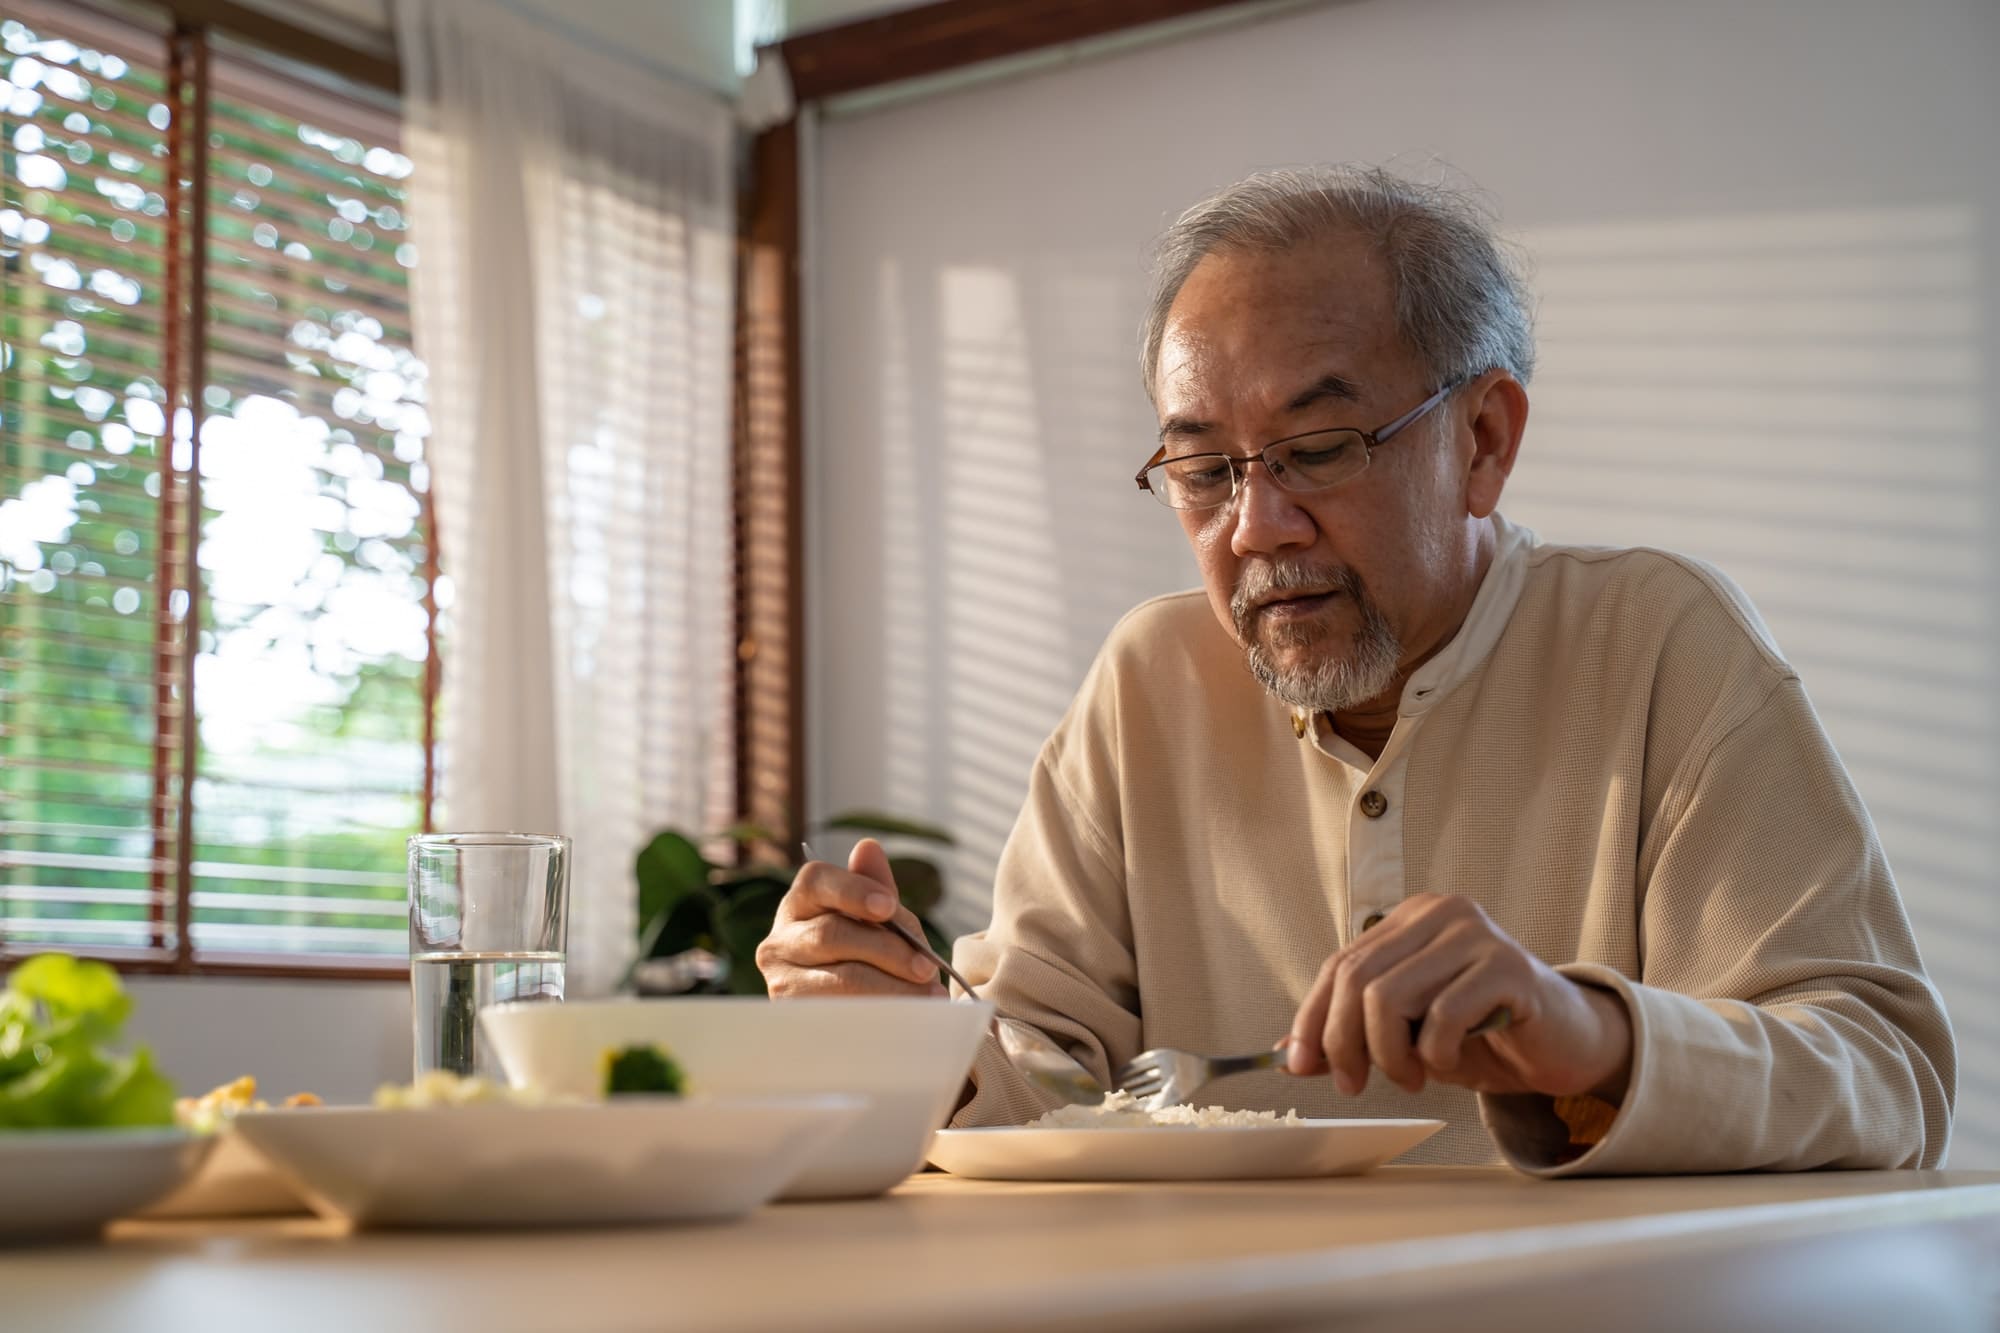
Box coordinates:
[397,0,736,994]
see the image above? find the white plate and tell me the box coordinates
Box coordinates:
[232,1095,864,1228]
[0,1129,215,1243]
[927,1118,1444,1182]
[138,1129,308,1219]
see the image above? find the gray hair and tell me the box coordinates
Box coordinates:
[1140,165,1535,401]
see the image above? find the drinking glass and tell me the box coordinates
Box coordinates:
[408,832,570,1080]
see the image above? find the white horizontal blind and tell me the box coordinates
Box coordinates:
[184,53,430,961]
[0,3,434,970]
[1,4,184,958]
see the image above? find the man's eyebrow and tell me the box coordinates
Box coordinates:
[1157,373,1365,443]
[1285,373,1363,413]
[1157,415,1214,443]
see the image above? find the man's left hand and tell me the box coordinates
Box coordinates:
[1285,893,1633,1101]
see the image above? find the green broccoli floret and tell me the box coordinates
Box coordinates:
[601,1043,685,1096]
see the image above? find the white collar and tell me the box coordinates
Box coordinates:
[1290,513,1539,740]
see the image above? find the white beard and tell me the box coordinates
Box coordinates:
[1245,608,1402,712]
[1234,561,1403,713]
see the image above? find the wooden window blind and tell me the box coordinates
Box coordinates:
[1,1,432,977]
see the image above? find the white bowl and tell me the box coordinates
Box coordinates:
[481,997,992,1198]
[0,1129,215,1243]
[232,1096,863,1228]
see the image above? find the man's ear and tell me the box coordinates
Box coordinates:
[1461,372,1528,519]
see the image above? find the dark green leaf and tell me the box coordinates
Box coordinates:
[632,909,672,965]
[819,810,955,845]
[646,897,715,960]
[725,963,770,996]
[711,881,787,976]
[602,1044,685,1096]
[635,831,713,929]
[888,856,944,916]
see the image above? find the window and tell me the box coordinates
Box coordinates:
[1,4,433,973]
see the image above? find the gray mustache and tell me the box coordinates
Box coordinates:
[1231,562,1366,634]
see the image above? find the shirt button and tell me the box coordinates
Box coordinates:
[1359,790,1388,818]
[1361,910,1386,931]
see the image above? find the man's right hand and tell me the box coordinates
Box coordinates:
[756,838,946,997]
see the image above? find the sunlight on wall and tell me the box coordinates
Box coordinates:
[1504,203,1995,1165]
[934,267,1079,931]
[854,254,1194,933]
[877,260,936,822]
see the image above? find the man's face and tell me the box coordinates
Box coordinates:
[1152,233,1478,713]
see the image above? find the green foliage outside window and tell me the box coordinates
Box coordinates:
[2,15,431,962]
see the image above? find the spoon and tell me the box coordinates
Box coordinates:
[801,842,1103,1106]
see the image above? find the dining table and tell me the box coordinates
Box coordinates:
[9,1164,2000,1332]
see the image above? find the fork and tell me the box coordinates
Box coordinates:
[1115,1047,1290,1109]
[1116,1007,1513,1110]
[800,843,1104,1106]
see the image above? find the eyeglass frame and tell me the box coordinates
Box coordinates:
[1132,380,1462,510]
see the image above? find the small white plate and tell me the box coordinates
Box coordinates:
[139,1130,308,1219]
[0,1129,215,1243]
[232,1095,864,1228]
[927,1118,1444,1182]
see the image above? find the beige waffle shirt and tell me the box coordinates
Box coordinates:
[949,515,1955,1173]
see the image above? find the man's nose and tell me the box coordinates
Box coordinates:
[1229,459,1317,558]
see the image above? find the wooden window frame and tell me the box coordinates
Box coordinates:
[4,2,425,982]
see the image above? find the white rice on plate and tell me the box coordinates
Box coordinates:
[1027,1089,1306,1129]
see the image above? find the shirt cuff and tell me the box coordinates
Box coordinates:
[1479,962,1655,1176]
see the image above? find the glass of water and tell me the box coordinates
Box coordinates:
[408,832,570,1080]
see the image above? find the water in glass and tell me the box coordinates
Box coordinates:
[411,950,566,1079]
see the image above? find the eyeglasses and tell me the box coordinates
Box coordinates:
[1133,382,1459,511]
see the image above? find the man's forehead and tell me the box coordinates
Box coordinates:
[1156,322,1382,423]
[1158,327,1369,387]
[1154,241,1398,409]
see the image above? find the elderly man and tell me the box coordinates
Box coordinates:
[757,166,1954,1173]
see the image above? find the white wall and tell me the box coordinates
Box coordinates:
[124,978,409,1106]
[240,0,742,95]
[806,0,2000,1164]
[504,0,738,92]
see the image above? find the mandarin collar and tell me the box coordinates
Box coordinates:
[1291,513,1539,744]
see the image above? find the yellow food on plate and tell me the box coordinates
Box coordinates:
[372,1070,550,1109]
[175,1076,322,1134]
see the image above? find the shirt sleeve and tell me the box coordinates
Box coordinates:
[947,725,1142,1129]
[1480,674,1957,1174]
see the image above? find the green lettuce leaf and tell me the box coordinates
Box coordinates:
[0,954,174,1130]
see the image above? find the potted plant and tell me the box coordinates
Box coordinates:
[630,811,955,995]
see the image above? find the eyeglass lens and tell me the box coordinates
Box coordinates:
[1147,430,1369,509]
